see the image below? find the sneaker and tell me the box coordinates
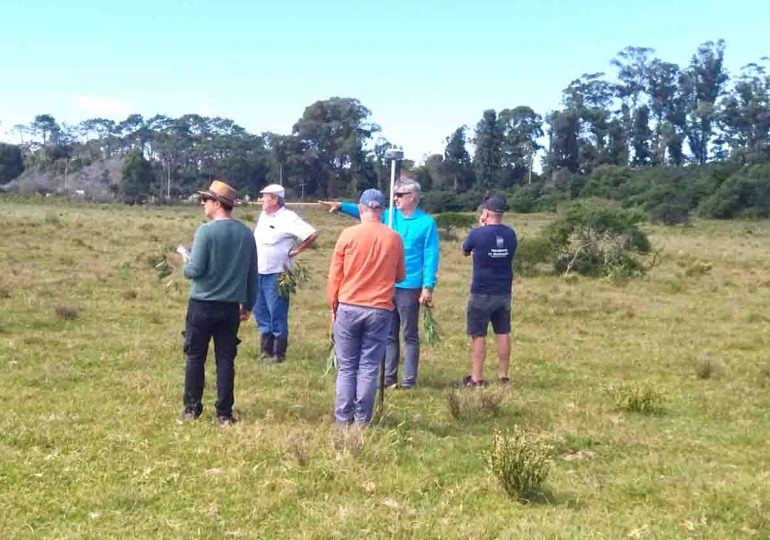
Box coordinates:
[181,408,200,422]
[461,375,488,388]
[384,383,398,390]
[217,415,235,427]
[498,376,511,384]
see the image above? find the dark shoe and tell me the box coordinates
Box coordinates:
[259,333,275,360]
[273,337,288,362]
[217,415,235,427]
[181,408,200,421]
[461,375,488,388]
[498,376,511,384]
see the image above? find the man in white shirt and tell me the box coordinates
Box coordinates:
[253,184,318,362]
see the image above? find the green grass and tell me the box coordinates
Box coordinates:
[1,198,769,538]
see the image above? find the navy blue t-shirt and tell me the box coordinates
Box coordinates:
[462,224,517,295]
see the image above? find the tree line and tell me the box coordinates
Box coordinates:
[1,39,769,218]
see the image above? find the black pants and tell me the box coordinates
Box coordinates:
[183,299,241,418]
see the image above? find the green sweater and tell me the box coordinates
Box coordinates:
[183,219,258,311]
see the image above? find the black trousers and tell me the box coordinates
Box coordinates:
[183,299,241,418]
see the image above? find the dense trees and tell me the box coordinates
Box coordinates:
[0,143,24,182]
[3,39,769,218]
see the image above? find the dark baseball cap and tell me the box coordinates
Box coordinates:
[483,196,507,213]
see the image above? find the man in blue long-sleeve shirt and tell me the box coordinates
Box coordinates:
[319,175,440,389]
[179,180,258,426]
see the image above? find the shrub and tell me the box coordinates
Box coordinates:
[122,289,138,300]
[421,191,465,213]
[446,387,505,421]
[695,356,720,379]
[698,164,770,218]
[684,259,712,277]
[648,201,690,225]
[607,383,664,414]
[434,212,476,230]
[546,200,653,278]
[513,235,556,276]
[507,184,542,213]
[579,165,634,199]
[44,213,62,226]
[55,305,79,321]
[488,427,552,501]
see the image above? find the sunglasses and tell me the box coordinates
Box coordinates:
[200,195,215,203]
[394,192,412,198]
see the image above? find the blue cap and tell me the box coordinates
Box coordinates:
[359,188,386,209]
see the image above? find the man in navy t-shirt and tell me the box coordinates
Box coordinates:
[461,196,517,386]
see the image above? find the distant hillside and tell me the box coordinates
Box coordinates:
[1,158,124,200]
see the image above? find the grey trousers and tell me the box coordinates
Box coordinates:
[384,287,421,388]
[333,303,392,424]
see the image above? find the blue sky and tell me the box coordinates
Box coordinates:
[1,0,768,161]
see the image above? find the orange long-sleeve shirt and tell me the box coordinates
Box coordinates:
[327,221,406,311]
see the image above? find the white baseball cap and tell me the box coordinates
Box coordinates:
[260,184,285,198]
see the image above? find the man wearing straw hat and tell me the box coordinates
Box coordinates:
[178,180,257,426]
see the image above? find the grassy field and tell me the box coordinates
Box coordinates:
[1,197,769,539]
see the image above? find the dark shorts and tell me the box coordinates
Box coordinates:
[466,294,511,336]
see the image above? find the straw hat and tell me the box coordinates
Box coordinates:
[197,180,237,207]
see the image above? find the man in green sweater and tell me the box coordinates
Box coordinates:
[179,180,258,426]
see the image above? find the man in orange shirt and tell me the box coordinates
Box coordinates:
[327,189,405,425]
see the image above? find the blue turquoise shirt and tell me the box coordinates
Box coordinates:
[340,202,439,290]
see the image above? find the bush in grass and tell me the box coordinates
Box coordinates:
[648,201,690,225]
[698,164,770,218]
[122,289,138,300]
[488,427,552,501]
[758,365,770,388]
[506,184,542,213]
[607,383,664,414]
[55,305,79,320]
[446,387,505,421]
[684,259,712,277]
[547,200,653,278]
[513,235,557,276]
[695,356,721,379]
[44,213,61,226]
[434,212,476,242]
[434,212,476,230]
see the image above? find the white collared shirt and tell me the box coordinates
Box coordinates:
[254,206,316,274]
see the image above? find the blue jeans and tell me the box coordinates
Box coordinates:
[333,303,392,424]
[385,288,421,388]
[254,273,289,338]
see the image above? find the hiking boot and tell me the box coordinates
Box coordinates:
[181,408,201,422]
[273,337,288,363]
[217,415,235,427]
[259,333,275,360]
